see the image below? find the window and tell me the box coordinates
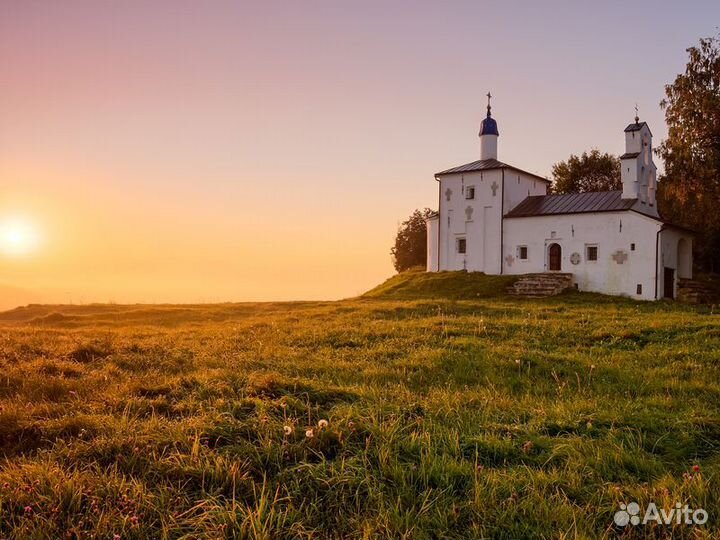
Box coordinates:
[586,245,598,261]
[630,243,636,251]
[457,238,466,254]
[518,246,528,260]
[465,186,475,200]
[636,284,642,295]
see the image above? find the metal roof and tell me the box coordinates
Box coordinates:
[620,152,640,159]
[479,115,499,136]
[435,158,551,183]
[504,190,637,218]
[624,121,653,136]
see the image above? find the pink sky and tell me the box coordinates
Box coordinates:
[0,1,718,307]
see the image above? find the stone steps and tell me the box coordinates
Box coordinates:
[678,278,718,304]
[507,273,574,298]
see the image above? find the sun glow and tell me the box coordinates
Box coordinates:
[0,218,40,257]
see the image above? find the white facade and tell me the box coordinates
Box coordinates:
[427,108,693,300]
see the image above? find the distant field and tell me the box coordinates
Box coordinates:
[1,272,719,539]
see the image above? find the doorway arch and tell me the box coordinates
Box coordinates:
[548,243,562,271]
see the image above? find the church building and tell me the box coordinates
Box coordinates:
[425,98,693,300]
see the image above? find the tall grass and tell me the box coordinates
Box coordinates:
[0,275,718,538]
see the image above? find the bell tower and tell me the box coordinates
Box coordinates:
[479,92,499,161]
[620,109,658,216]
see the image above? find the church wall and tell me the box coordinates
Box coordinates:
[503,170,548,213]
[426,216,439,272]
[503,212,661,300]
[436,170,504,273]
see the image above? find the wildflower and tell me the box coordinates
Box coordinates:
[260,415,269,423]
[515,359,521,364]
[348,421,355,428]
[318,419,328,429]
[114,535,121,540]
[24,505,33,515]
[305,428,314,438]
[590,364,596,369]
[692,464,701,473]
[283,425,293,435]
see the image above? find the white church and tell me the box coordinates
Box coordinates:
[426,98,693,300]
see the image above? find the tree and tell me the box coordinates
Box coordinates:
[657,34,720,272]
[551,150,621,194]
[391,208,434,272]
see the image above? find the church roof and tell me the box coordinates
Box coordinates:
[504,190,637,218]
[624,121,652,136]
[435,158,551,183]
[619,152,640,160]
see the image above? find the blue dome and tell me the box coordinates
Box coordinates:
[479,112,499,136]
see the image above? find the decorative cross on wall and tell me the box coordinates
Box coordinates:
[465,206,474,220]
[445,188,453,201]
[491,181,499,196]
[612,250,628,264]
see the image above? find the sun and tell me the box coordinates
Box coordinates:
[0,218,40,257]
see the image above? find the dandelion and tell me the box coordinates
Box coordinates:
[283,425,293,435]
[318,419,328,429]
[305,428,314,438]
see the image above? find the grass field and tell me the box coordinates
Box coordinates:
[0,271,719,539]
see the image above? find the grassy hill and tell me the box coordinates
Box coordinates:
[362,268,518,300]
[0,272,718,538]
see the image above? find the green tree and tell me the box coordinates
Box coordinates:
[551,150,621,194]
[657,34,720,272]
[391,209,434,272]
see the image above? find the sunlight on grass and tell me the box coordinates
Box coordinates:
[0,273,718,538]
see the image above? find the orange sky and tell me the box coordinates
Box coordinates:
[0,1,718,308]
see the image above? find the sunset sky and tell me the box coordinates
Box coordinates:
[0,1,718,308]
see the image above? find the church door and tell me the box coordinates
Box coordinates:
[548,243,561,271]
[663,267,675,299]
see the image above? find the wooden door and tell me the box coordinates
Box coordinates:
[663,267,675,299]
[548,243,561,271]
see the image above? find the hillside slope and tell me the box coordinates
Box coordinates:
[363,269,517,300]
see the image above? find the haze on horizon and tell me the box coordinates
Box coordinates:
[0,1,718,309]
